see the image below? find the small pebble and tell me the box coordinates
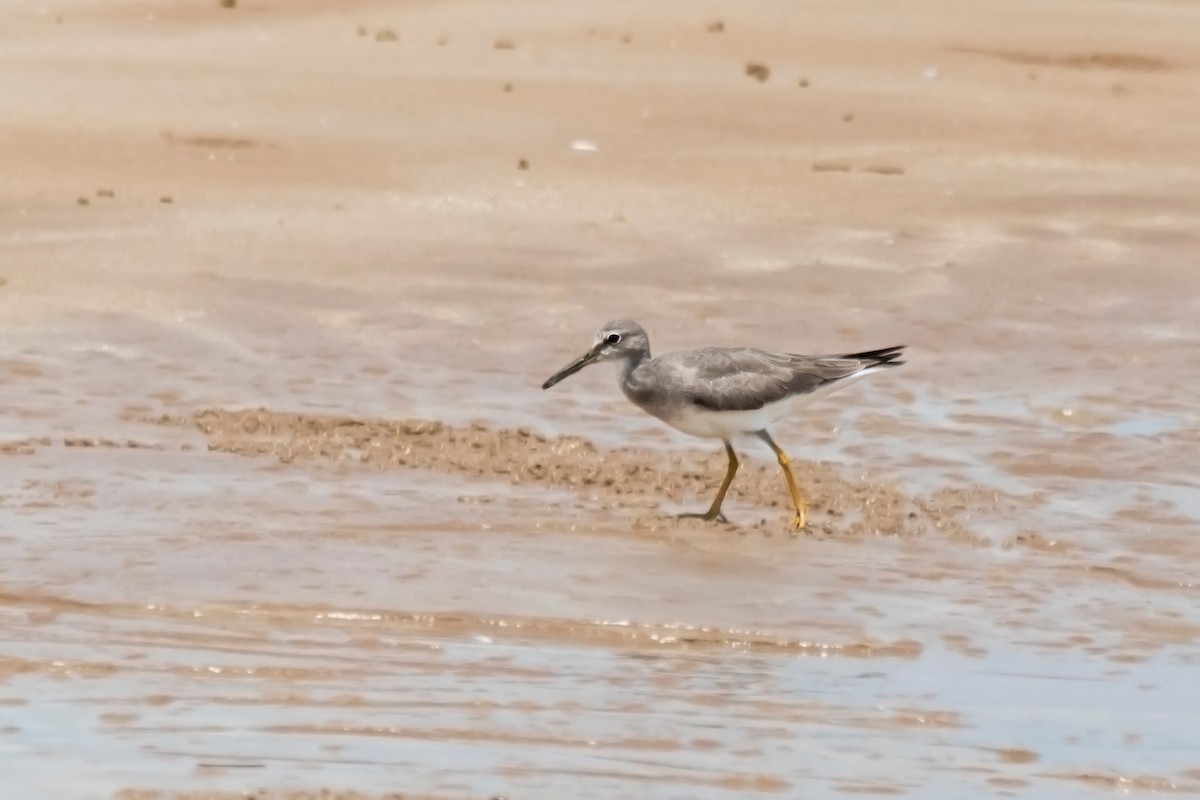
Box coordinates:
[744,62,770,83]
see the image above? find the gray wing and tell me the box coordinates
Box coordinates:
[660,348,876,412]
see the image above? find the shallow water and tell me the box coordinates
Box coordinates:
[4,280,1199,797]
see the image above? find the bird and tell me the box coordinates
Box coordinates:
[541,320,904,529]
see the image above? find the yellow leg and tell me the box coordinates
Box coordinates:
[757,430,808,530]
[678,441,738,522]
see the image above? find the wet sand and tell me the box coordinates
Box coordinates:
[3,0,1200,798]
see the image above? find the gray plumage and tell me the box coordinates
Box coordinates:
[542,319,906,528]
[543,319,904,438]
[625,346,904,413]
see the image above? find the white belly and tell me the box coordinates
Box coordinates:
[650,370,875,440]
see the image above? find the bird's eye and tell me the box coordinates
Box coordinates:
[605,333,622,345]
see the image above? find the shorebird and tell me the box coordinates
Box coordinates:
[541,320,904,529]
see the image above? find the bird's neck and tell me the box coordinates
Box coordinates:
[618,348,650,392]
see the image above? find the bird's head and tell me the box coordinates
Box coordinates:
[542,320,649,389]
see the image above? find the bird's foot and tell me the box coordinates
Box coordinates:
[676,510,730,524]
[788,508,808,532]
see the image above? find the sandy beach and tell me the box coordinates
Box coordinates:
[2,1,1199,797]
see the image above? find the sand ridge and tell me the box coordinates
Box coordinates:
[157,407,1011,541]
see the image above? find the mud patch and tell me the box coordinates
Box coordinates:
[953,48,1172,72]
[1048,771,1199,794]
[0,587,924,659]
[0,438,45,455]
[148,408,1006,540]
[161,130,267,149]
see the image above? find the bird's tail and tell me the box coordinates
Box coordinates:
[842,345,906,368]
